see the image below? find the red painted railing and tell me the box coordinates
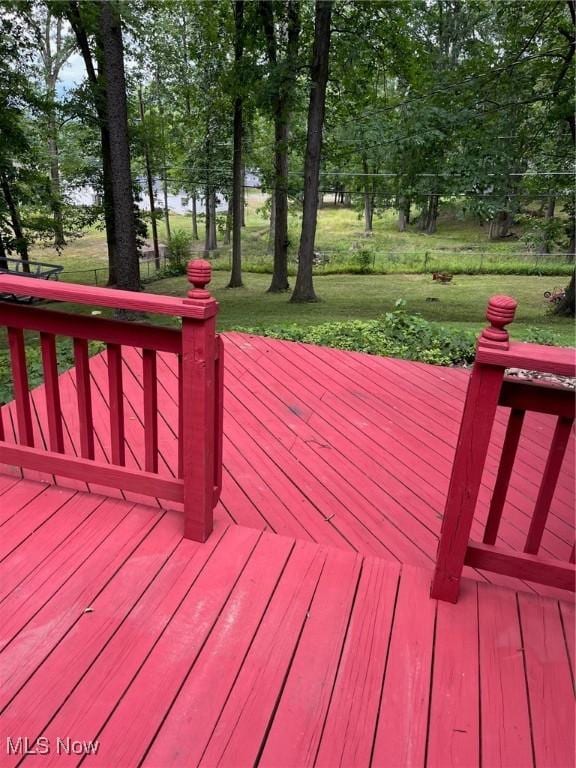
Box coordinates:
[0,259,223,542]
[431,295,575,602]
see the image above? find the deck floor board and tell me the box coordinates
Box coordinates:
[0,333,573,766]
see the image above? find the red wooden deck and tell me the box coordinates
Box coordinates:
[1,333,574,766]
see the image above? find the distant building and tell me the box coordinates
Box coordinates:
[67,171,260,215]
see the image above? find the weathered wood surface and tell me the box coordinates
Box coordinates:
[0,480,573,768]
[432,296,575,602]
[0,331,573,595]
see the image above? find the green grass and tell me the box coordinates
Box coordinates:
[146,271,575,346]
[28,194,573,282]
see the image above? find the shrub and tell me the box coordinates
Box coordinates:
[165,229,193,275]
[236,305,477,367]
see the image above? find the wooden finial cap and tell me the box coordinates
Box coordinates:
[187,259,212,300]
[480,295,517,348]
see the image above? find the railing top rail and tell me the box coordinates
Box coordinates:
[477,340,576,377]
[0,260,217,320]
[473,294,575,377]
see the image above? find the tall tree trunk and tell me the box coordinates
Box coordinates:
[66,1,117,285]
[99,0,139,292]
[545,196,556,219]
[204,188,211,255]
[0,231,8,270]
[47,115,65,247]
[162,176,171,242]
[138,87,160,269]
[191,193,198,239]
[228,0,244,288]
[267,191,275,254]
[223,198,232,245]
[425,194,439,234]
[241,161,246,227]
[204,190,217,253]
[554,270,575,316]
[269,115,291,291]
[489,210,512,240]
[260,0,300,293]
[398,197,410,231]
[0,172,30,273]
[291,0,332,303]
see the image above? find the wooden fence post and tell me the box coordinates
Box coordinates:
[430,295,517,602]
[181,259,219,541]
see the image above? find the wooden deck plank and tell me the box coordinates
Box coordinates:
[0,486,76,560]
[426,581,480,768]
[259,547,361,767]
[0,502,159,702]
[0,492,105,602]
[372,565,437,768]
[518,591,576,768]
[0,512,185,765]
[85,526,261,767]
[198,541,327,768]
[477,583,533,768]
[0,476,571,768]
[143,531,294,767]
[0,479,49,526]
[224,337,441,562]
[35,526,228,768]
[260,335,573,553]
[315,557,400,768]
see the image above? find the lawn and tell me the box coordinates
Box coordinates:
[28,193,573,282]
[147,271,575,345]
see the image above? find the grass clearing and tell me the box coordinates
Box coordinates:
[147,271,575,345]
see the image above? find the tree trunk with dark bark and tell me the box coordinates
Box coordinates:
[291,0,332,303]
[398,197,411,231]
[138,87,160,269]
[47,116,65,247]
[267,191,275,254]
[425,194,438,234]
[228,0,244,288]
[555,270,575,316]
[66,1,117,285]
[0,172,30,273]
[99,1,140,292]
[0,231,8,270]
[489,210,512,240]
[260,0,300,293]
[191,194,198,239]
[204,190,217,253]
[546,196,556,219]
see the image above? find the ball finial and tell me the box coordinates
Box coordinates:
[186,259,212,300]
[480,295,517,348]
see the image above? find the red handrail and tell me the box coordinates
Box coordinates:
[431,295,575,602]
[0,259,223,542]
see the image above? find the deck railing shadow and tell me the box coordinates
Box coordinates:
[0,259,223,542]
[432,295,575,602]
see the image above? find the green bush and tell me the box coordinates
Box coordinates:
[165,229,193,275]
[237,305,478,366]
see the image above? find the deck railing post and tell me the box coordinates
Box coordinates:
[180,259,219,541]
[431,295,517,602]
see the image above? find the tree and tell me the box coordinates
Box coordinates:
[259,0,301,292]
[228,0,245,288]
[99,0,139,291]
[291,0,332,303]
[30,7,75,247]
